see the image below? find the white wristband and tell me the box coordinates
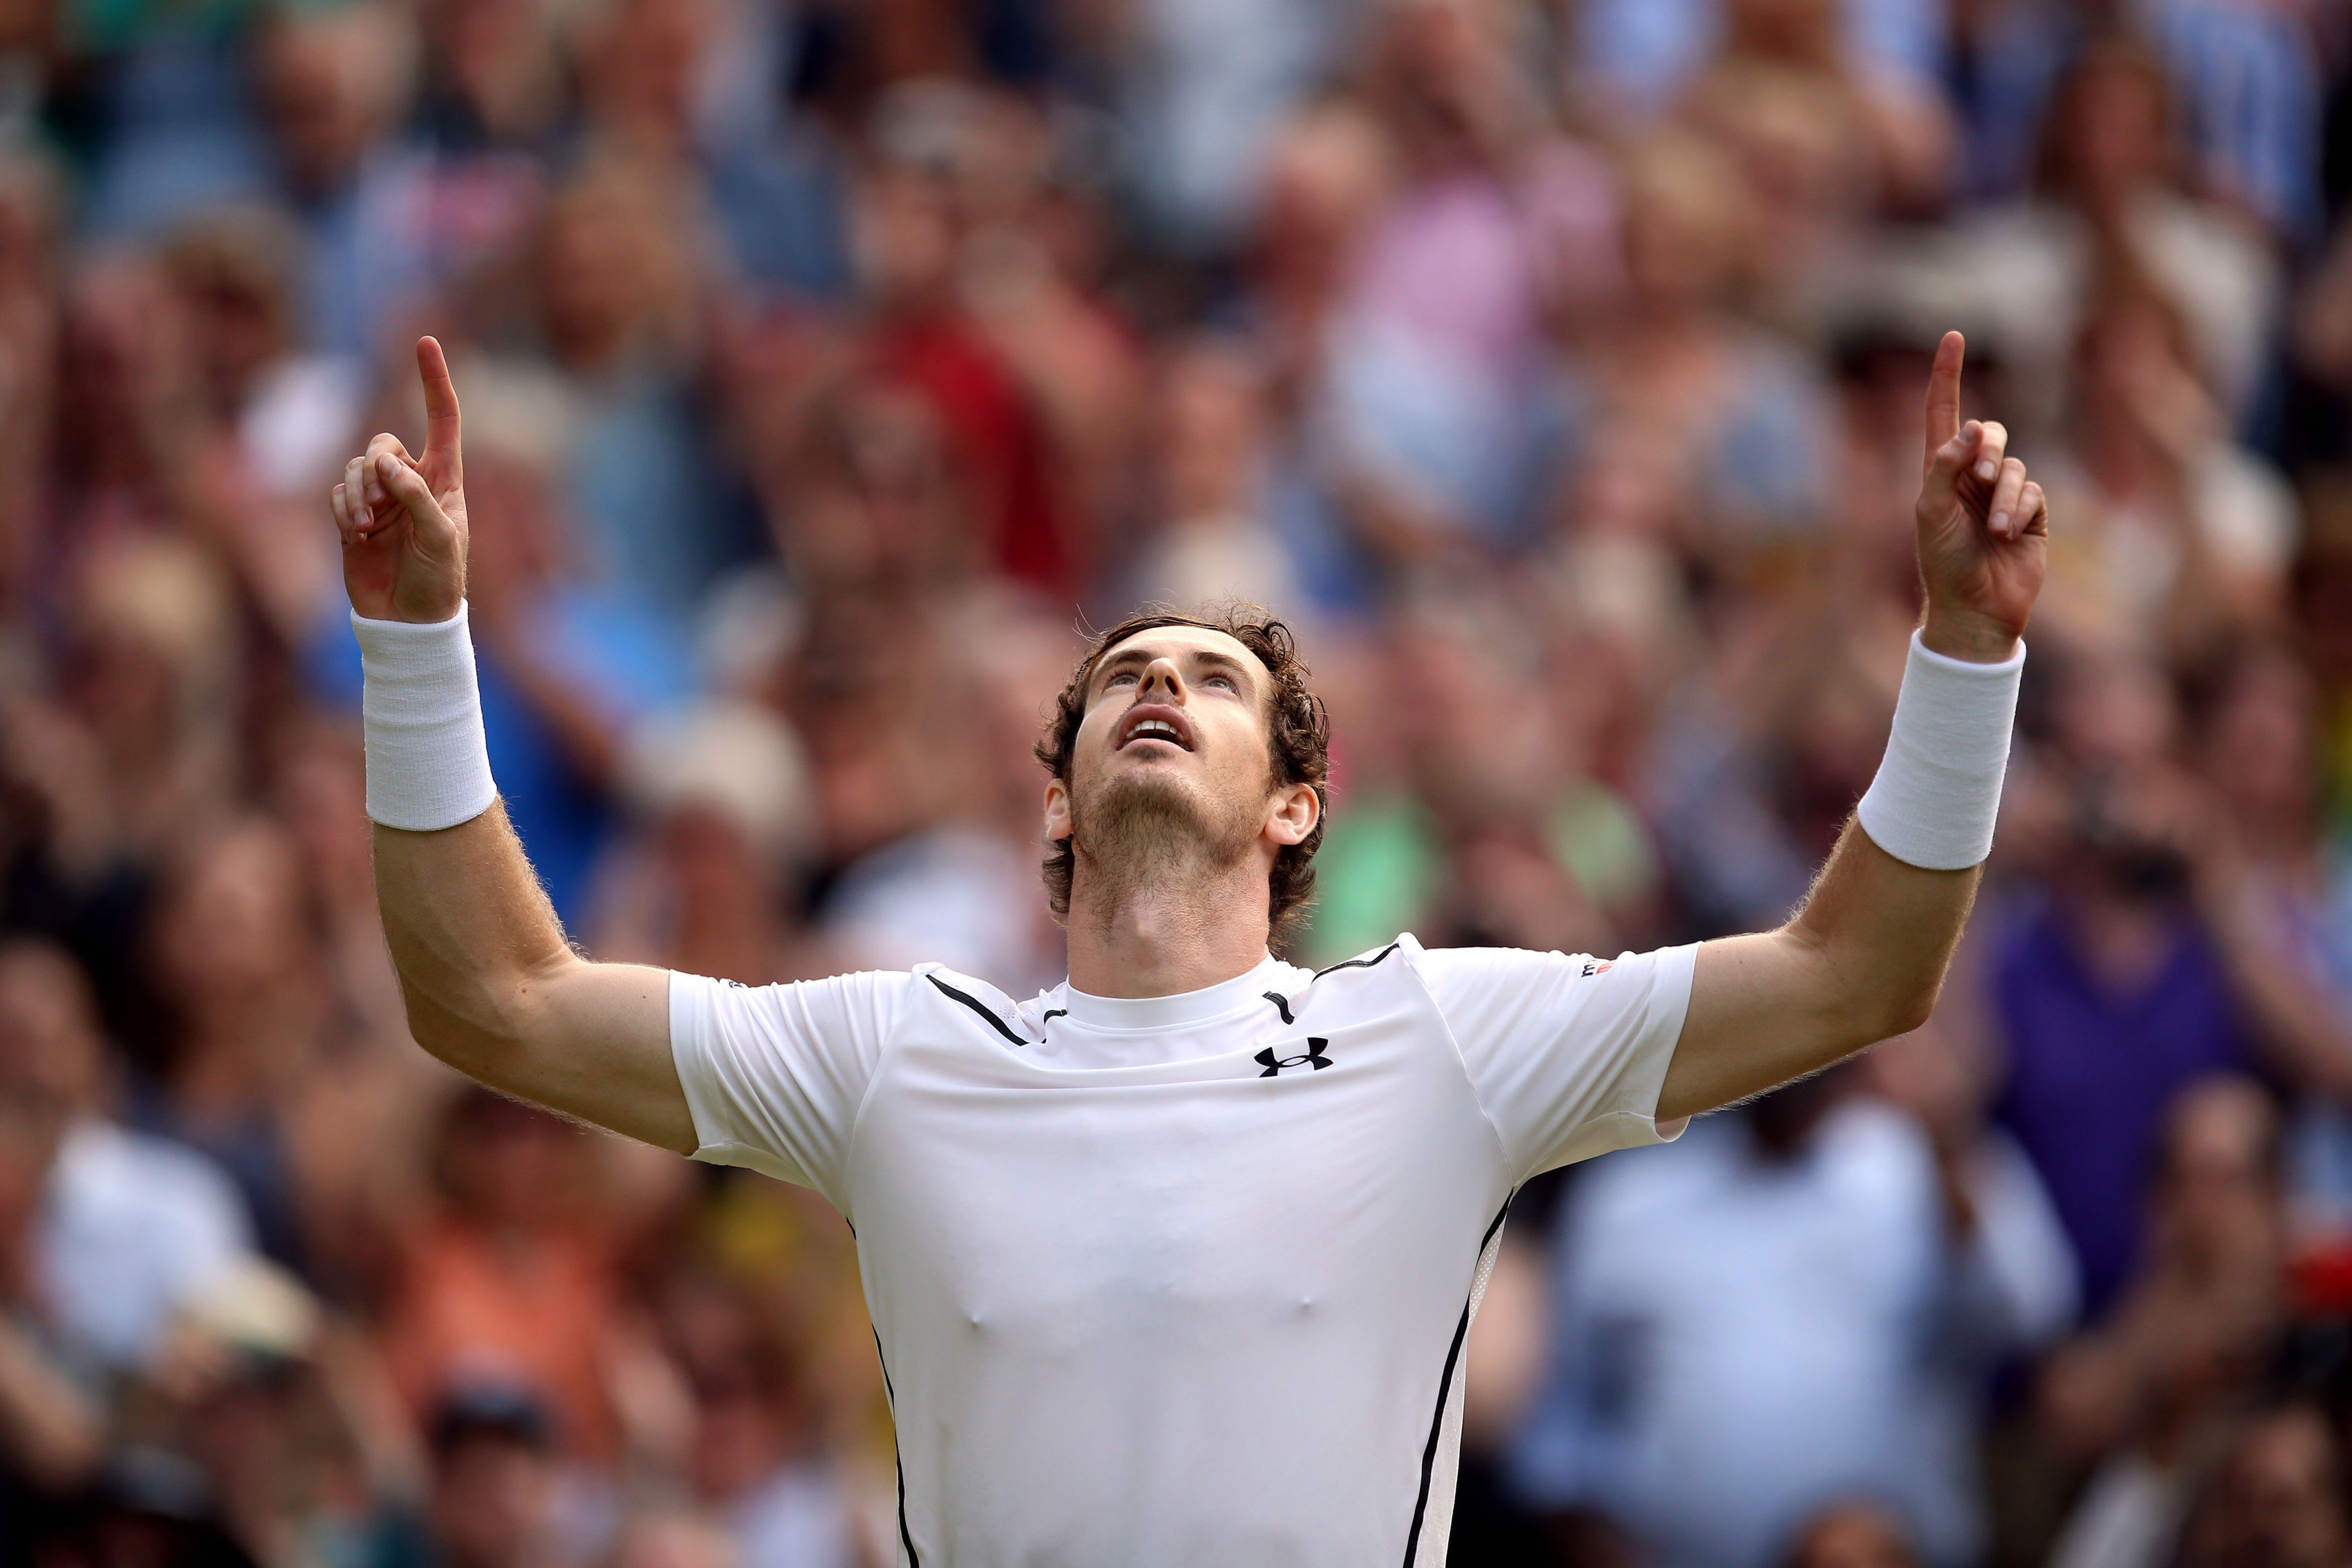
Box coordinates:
[352,605,499,832]
[1855,630,2024,870]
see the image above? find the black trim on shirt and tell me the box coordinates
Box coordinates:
[1314,942,1401,980]
[872,1328,923,1568]
[1263,991,1295,1026]
[926,974,1030,1046]
[1400,1196,1514,1568]
[1041,1008,1068,1028]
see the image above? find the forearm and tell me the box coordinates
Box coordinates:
[336,347,695,1151]
[373,803,690,1147]
[354,618,687,1146]
[1662,609,2021,1119]
[1790,824,1979,1031]
[2202,875,2352,1101]
[0,1318,102,1493]
[372,801,573,1077]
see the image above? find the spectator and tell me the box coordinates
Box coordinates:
[1549,131,1837,558]
[1124,335,1302,615]
[500,160,753,634]
[1779,1500,1926,1568]
[420,1384,575,1568]
[2173,1400,2352,1568]
[1510,1063,2075,1568]
[13,3,2352,1561]
[131,819,325,1277]
[834,81,1087,600]
[1953,36,2281,436]
[252,1,430,360]
[383,1087,630,1468]
[2171,637,2352,1246]
[1315,0,1561,551]
[656,1261,859,1568]
[597,701,816,986]
[2041,1077,2290,1568]
[1988,644,2256,1314]
[2032,277,2297,652]
[2141,0,2322,243]
[0,944,108,1511]
[1308,581,1638,964]
[2,939,253,1374]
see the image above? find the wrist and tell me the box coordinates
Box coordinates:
[352,604,498,832]
[1921,603,2022,664]
[1855,629,2025,870]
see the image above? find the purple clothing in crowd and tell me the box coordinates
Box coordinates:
[1990,899,2253,1315]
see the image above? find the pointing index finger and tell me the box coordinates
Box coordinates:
[416,335,462,481]
[1923,330,1964,470]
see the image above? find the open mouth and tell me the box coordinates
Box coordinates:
[1116,703,1196,752]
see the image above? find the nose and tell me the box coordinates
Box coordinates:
[1139,658,1185,703]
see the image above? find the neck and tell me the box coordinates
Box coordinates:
[1064,849,1274,999]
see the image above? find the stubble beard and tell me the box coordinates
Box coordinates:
[1068,767,1261,905]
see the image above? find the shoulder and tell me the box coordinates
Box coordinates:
[670,968,923,1058]
[1403,939,1692,1003]
[1311,934,1418,979]
[911,963,1040,1045]
[675,968,923,1016]
[1278,936,1430,1014]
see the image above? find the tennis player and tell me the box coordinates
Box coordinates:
[332,330,2047,1568]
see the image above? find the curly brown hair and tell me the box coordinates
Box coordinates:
[1036,606,1331,944]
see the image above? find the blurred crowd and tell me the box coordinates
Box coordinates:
[8,0,2352,1565]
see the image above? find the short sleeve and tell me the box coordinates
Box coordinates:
[1409,943,1698,1180]
[667,970,909,1206]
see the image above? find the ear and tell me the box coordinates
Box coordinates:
[1264,781,1320,846]
[1042,777,1072,844]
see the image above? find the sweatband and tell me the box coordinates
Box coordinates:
[352,605,499,831]
[1854,630,2025,870]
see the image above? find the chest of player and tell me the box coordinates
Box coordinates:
[841,965,1508,1335]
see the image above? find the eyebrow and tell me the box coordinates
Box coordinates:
[1093,645,1260,692]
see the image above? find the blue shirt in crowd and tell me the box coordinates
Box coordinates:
[1990,898,2254,1317]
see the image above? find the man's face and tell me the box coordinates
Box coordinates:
[1044,626,1312,878]
[430,1433,551,1568]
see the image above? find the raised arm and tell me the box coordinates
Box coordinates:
[331,338,694,1153]
[1658,332,2049,1122]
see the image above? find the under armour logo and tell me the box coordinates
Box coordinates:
[1256,1038,1333,1077]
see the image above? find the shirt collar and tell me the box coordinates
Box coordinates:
[1057,954,1285,1032]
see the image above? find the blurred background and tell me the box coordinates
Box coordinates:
[8,0,2352,1564]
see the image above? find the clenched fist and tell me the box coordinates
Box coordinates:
[332,337,469,624]
[1914,331,2049,663]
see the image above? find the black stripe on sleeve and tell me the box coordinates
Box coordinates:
[872,1328,923,1568]
[926,974,1031,1046]
[1314,942,1401,980]
[1400,1196,1514,1568]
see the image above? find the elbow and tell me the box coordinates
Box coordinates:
[1873,978,1941,1042]
[396,953,573,1079]
[1798,933,1942,1050]
[1814,965,1940,1052]
[395,983,510,1078]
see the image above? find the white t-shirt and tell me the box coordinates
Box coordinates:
[40,1119,255,1368]
[670,934,1696,1568]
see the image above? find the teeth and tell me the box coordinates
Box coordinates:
[1130,719,1181,745]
